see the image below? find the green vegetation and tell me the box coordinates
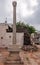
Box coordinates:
[16,22,36,34]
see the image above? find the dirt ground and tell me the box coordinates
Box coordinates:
[20,45,40,65]
[0,45,40,65]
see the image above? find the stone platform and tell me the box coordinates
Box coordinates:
[8,44,21,52]
[0,45,24,65]
[4,45,24,65]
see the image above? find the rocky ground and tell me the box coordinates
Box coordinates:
[0,45,40,65]
[20,45,40,65]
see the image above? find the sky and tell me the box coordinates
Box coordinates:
[0,0,40,31]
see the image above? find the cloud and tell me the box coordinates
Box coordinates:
[0,0,40,31]
[17,0,38,18]
[26,0,40,26]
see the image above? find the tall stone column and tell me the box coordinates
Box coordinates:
[12,1,17,44]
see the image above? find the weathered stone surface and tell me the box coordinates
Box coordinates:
[12,1,17,44]
[8,44,21,52]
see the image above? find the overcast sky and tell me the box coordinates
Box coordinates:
[0,0,40,31]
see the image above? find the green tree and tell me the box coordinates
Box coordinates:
[27,26,36,34]
[16,22,36,34]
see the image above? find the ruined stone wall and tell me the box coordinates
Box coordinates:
[0,24,24,47]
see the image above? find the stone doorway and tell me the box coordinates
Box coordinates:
[24,33,31,45]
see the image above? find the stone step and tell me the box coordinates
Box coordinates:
[6,53,21,61]
[4,60,24,65]
[8,45,21,52]
[4,50,24,65]
[0,46,24,65]
[6,56,21,61]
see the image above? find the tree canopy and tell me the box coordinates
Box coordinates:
[16,22,36,34]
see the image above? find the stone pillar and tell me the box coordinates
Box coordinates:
[12,1,17,44]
